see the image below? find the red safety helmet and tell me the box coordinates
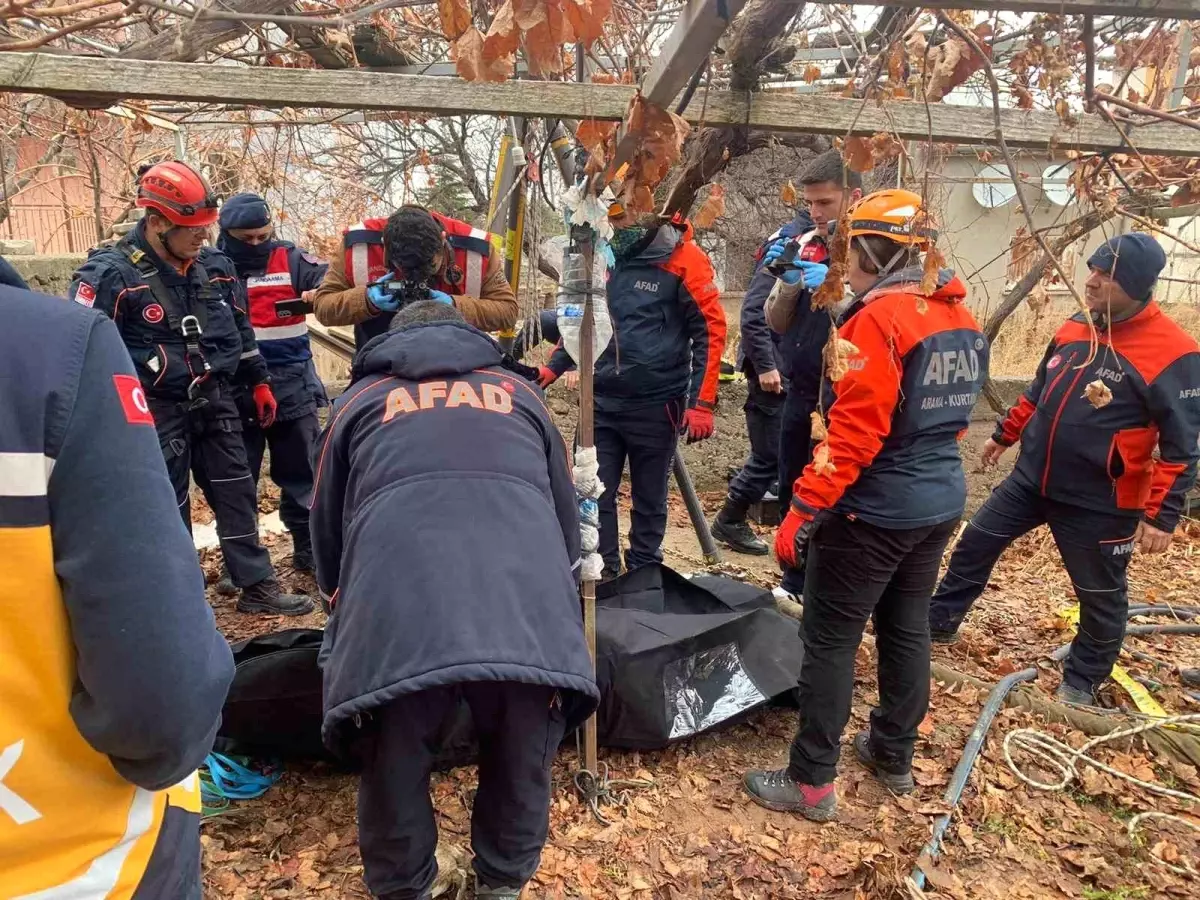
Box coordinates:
[136,161,220,227]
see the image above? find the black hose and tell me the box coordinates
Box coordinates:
[911,664,1039,890]
[1127,604,1200,619]
[674,59,709,116]
[1126,624,1200,636]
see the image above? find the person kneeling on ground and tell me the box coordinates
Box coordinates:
[928,232,1200,706]
[744,190,988,821]
[310,301,600,900]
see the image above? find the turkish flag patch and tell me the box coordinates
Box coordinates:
[75,281,96,308]
[112,374,155,425]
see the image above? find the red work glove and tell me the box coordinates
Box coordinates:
[774,507,816,570]
[537,366,559,389]
[681,407,715,443]
[253,383,278,428]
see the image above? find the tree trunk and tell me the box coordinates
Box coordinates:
[664,0,808,216]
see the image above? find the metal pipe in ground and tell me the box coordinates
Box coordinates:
[672,453,722,564]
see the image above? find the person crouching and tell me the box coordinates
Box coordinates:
[310,300,600,900]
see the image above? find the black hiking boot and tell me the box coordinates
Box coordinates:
[214,564,237,597]
[930,627,960,645]
[290,532,314,574]
[743,768,837,821]
[1055,682,1098,707]
[237,577,315,616]
[474,879,523,900]
[711,500,769,555]
[853,732,915,794]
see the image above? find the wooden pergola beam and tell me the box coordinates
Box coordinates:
[810,0,1197,17]
[2,52,1198,157]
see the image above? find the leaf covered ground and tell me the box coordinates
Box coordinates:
[200,468,1200,899]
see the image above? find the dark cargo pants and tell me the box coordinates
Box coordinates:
[789,514,959,786]
[149,389,274,588]
[358,682,567,900]
[727,374,785,508]
[929,475,1138,692]
[777,390,819,595]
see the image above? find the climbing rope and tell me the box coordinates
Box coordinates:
[1003,713,1200,874]
[572,761,654,825]
[199,752,282,816]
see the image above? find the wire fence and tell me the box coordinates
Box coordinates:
[2,204,102,255]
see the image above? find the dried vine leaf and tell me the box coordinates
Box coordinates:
[437,0,472,41]
[843,137,875,173]
[456,27,512,82]
[810,411,828,442]
[781,180,797,205]
[562,0,611,46]
[512,0,547,30]
[803,64,822,84]
[1084,380,1113,409]
[575,119,617,160]
[1026,283,1051,315]
[823,322,859,383]
[920,246,944,298]
[693,185,725,228]
[811,210,850,310]
[812,444,837,477]
[924,37,989,102]
[608,93,689,211]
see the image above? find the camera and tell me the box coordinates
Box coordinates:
[377,277,434,309]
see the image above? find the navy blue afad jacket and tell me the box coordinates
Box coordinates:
[201,242,329,422]
[70,223,269,402]
[995,302,1200,531]
[547,222,726,413]
[310,321,600,756]
[743,211,831,399]
[0,287,233,898]
[794,267,988,529]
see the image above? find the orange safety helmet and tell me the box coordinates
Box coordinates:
[136,161,220,227]
[847,189,938,247]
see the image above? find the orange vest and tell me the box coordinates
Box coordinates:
[342,211,492,298]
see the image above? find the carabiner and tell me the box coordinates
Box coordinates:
[180,314,203,339]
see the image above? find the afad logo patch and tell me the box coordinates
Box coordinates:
[74,281,96,308]
[142,303,165,324]
[1047,354,1063,370]
[112,374,155,425]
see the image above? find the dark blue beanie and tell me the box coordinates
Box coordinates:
[1086,233,1166,303]
[219,192,272,230]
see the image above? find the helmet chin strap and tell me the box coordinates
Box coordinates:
[856,237,906,278]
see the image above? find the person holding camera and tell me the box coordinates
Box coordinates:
[196,193,329,589]
[310,299,599,900]
[69,161,311,617]
[311,205,517,348]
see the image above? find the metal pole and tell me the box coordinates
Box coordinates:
[1171,23,1194,110]
[673,454,723,564]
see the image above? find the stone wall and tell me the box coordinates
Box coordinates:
[8,254,87,297]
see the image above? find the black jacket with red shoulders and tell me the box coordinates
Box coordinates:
[995,302,1200,531]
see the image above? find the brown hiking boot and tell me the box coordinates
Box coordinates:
[237,577,314,616]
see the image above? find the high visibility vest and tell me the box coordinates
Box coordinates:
[0,394,200,897]
[245,244,311,365]
[343,212,493,346]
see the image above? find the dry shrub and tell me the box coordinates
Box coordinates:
[988,295,1200,377]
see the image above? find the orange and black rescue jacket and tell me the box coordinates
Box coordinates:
[995,302,1200,531]
[793,267,988,529]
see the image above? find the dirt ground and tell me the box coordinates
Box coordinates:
[200,394,1199,900]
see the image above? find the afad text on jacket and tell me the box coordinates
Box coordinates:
[793,267,989,529]
[310,321,600,760]
[995,302,1200,531]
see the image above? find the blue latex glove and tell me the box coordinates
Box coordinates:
[429,289,454,305]
[367,281,401,311]
[763,241,829,288]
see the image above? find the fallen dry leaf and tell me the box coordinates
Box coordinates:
[1084,379,1113,409]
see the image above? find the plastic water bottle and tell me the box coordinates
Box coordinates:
[556,250,612,368]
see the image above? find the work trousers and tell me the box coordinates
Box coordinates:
[726,374,785,509]
[777,391,818,595]
[595,399,683,573]
[929,476,1138,692]
[789,514,959,786]
[242,411,320,544]
[358,682,567,900]
[150,390,274,588]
